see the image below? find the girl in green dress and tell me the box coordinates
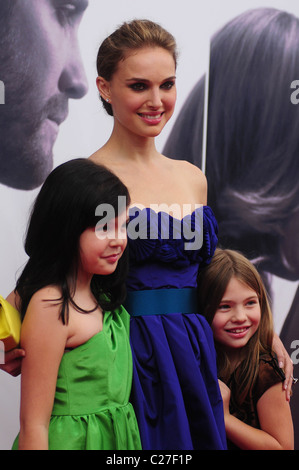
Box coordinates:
[12,158,141,450]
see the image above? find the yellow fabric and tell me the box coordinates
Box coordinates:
[0,295,21,351]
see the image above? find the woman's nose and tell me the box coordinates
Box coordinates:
[147,88,162,107]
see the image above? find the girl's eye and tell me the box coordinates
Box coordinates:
[96,223,108,233]
[218,303,230,311]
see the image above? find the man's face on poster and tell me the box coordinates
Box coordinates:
[0,0,89,190]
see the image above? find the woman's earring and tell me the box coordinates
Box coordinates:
[106,99,110,103]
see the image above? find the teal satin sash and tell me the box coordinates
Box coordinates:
[124,288,198,317]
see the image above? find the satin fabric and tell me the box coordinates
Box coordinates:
[126,206,227,450]
[13,307,141,450]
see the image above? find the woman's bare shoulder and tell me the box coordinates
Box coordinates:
[166,157,207,195]
[174,158,205,174]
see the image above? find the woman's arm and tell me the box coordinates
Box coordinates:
[0,348,25,376]
[18,288,68,450]
[272,333,294,400]
[219,380,294,450]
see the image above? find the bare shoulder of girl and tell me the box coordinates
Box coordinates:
[27,286,63,316]
[22,286,68,344]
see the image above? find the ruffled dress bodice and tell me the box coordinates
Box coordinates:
[127,205,218,290]
[125,206,226,450]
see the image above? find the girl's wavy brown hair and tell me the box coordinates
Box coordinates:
[197,248,274,406]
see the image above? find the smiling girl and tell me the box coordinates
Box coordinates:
[12,158,141,450]
[197,248,294,450]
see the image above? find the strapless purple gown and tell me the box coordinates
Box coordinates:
[125,206,226,450]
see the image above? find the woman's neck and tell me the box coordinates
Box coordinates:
[104,123,160,164]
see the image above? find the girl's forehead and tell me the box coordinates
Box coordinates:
[221,276,258,299]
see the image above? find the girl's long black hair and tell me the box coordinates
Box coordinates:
[16,158,130,324]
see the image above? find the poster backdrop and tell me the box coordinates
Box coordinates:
[1,0,298,450]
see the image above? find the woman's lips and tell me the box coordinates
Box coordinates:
[138,112,164,125]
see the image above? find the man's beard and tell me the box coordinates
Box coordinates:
[0,83,68,190]
[0,124,54,190]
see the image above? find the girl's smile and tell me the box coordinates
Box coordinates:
[224,326,251,337]
[212,276,261,356]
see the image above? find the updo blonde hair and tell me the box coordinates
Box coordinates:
[96,19,178,116]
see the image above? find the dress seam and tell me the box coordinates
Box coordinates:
[51,402,133,418]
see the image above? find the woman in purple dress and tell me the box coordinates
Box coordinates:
[90,19,226,450]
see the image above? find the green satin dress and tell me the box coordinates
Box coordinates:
[13,306,141,450]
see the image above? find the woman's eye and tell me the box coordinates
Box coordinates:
[161,80,175,90]
[129,83,147,92]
